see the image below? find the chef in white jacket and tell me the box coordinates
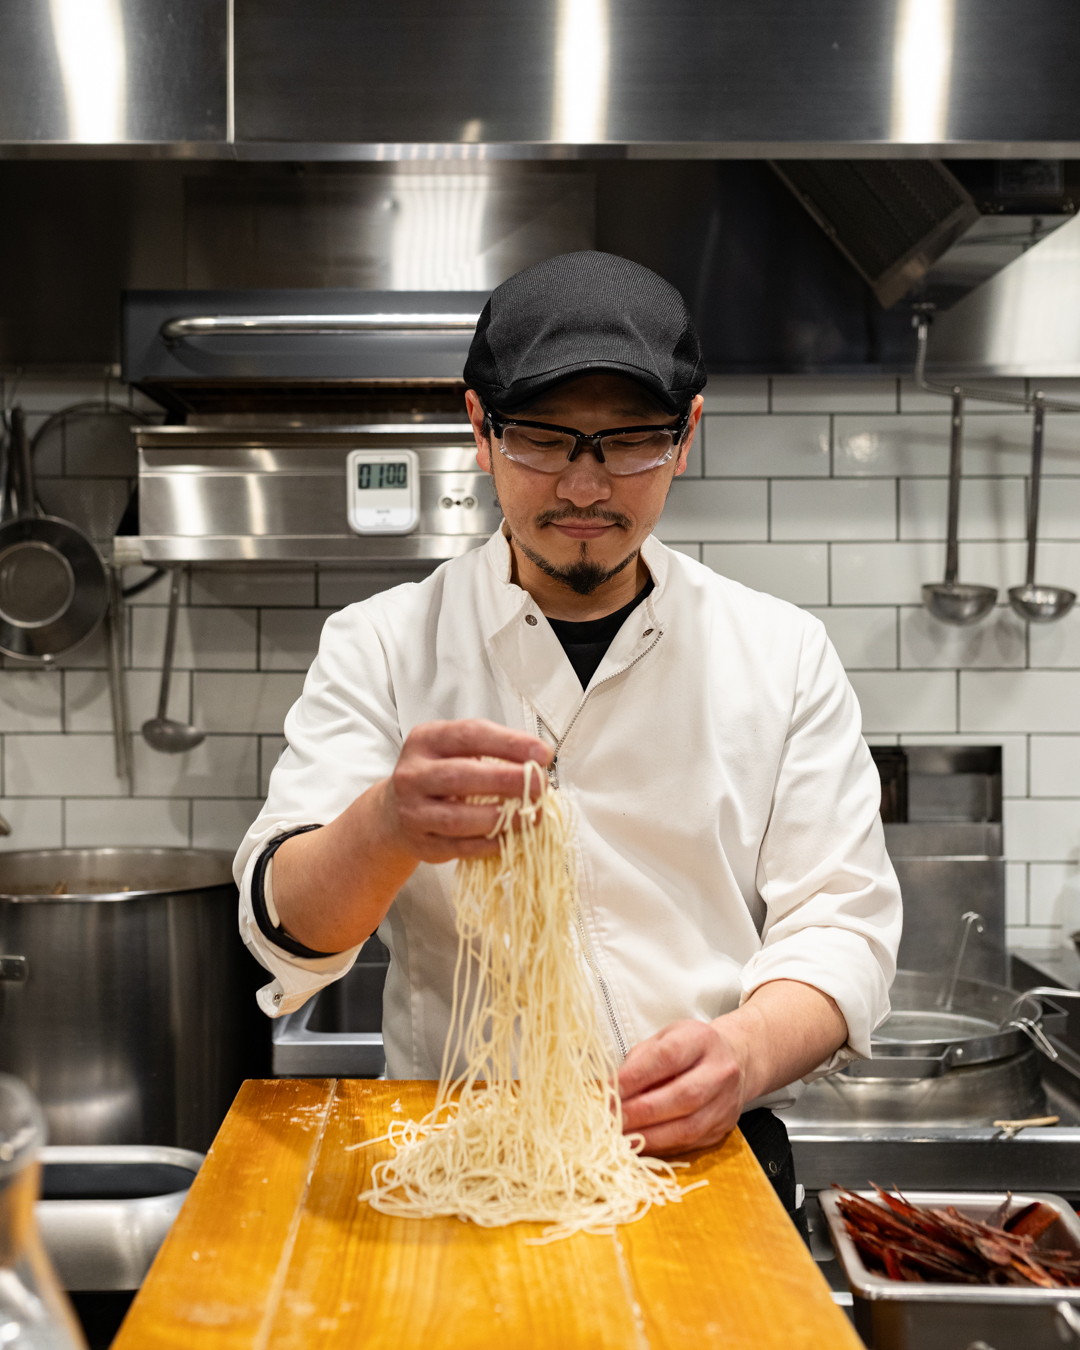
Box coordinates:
[235,252,902,1229]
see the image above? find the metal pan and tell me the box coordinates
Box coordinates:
[821,1189,1080,1350]
[0,407,108,661]
[839,971,1070,1081]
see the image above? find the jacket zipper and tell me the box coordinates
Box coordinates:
[533,626,664,1063]
[575,901,629,1061]
[537,625,664,787]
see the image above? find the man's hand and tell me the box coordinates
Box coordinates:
[618,1020,745,1155]
[272,718,550,952]
[377,719,552,864]
[617,981,850,1156]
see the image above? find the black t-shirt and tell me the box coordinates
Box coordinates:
[546,577,655,689]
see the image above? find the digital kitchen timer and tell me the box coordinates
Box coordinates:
[346,448,421,534]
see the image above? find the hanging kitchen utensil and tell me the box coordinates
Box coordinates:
[1008,394,1076,623]
[105,566,133,784]
[0,407,108,662]
[922,390,998,626]
[141,568,205,754]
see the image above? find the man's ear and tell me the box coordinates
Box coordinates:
[465,388,493,472]
[674,394,704,476]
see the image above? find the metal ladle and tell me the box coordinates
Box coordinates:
[921,389,998,626]
[141,569,205,754]
[1008,394,1076,623]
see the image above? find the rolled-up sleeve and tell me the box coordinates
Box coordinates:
[233,604,404,1018]
[739,617,902,1076]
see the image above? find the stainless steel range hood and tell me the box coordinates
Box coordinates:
[927,210,1080,377]
[120,290,501,564]
[3,0,1080,159]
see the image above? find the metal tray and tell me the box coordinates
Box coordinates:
[37,1145,204,1292]
[820,1189,1080,1350]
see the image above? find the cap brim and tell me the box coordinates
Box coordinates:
[481,361,692,415]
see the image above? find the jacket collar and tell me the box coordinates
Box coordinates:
[480,529,669,741]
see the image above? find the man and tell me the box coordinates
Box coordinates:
[235,251,901,1228]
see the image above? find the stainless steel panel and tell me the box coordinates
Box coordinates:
[36,1145,203,1292]
[883,823,1003,856]
[882,820,1005,988]
[892,858,1005,984]
[130,533,492,564]
[183,172,595,291]
[929,211,1080,377]
[234,0,1080,156]
[4,1,1080,158]
[0,0,225,144]
[133,428,502,563]
[790,1126,1080,1196]
[138,467,496,539]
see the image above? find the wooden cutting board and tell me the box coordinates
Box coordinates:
[112,1079,861,1350]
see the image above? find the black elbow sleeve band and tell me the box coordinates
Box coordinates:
[250,824,340,959]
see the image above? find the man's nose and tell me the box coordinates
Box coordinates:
[556,454,612,506]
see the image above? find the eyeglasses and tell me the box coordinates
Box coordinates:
[485,406,690,477]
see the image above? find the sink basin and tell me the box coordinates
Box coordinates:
[272,935,388,1077]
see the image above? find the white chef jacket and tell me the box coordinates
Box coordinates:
[235,530,902,1108]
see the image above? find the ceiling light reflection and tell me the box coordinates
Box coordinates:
[388,176,489,290]
[552,0,609,143]
[48,0,127,141]
[891,0,955,143]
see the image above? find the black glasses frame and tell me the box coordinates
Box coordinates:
[484,405,691,468]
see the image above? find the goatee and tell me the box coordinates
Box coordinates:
[512,537,639,597]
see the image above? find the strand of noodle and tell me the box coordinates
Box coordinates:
[360,761,706,1241]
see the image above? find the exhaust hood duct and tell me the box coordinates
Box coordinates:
[4,1,1080,157]
[927,211,1080,377]
[770,160,980,308]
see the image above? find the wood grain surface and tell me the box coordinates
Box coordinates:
[114,1079,861,1350]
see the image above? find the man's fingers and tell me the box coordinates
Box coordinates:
[411,718,551,767]
[631,1105,735,1157]
[398,799,503,839]
[408,755,547,802]
[618,1026,708,1100]
[411,834,503,864]
[620,1060,729,1132]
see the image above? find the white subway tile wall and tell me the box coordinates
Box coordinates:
[4,373,1080,943]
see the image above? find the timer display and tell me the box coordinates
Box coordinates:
[346,448,421,534]
[357,461,409,491]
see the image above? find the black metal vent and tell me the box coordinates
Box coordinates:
[770,161,980,308]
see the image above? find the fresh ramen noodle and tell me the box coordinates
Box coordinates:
[359,761,705,1241]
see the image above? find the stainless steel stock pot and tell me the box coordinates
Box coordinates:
[0,848,267,1151]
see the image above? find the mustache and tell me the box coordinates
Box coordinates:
[534,506,632,530]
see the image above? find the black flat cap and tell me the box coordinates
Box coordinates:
[464,251,706,415]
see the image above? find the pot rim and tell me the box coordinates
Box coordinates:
[0,846,236,902]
